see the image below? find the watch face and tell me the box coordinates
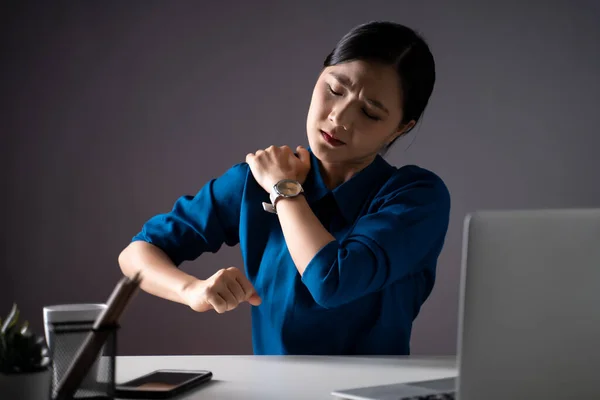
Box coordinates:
[276,179,302,196]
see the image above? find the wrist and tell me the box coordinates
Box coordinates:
[263,178,304,214]
[274,194,305,212]
[180,278,203,305]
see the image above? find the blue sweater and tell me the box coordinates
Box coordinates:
[132,149,450,355]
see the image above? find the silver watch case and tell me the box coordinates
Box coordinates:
[262,179,304,214]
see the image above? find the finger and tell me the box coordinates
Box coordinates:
[234,275,255,302]
[230,268,259,301]
[297,145,311,165]
[208,276,238,313]
[245,153,254,163]
[220,288,239,311]
[234,272,256,299]
[207,292,228,314]
[226,278,246,304]
[248,292,262,306]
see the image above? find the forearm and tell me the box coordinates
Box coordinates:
[118,241,199,305]
[276,196,336,275]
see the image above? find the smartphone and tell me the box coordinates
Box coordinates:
[114,369,213,399]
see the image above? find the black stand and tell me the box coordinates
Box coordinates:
[49,322,118,400]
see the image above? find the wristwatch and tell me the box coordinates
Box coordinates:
[262,179,304,214]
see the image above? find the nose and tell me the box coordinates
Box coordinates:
[328,102,352,132]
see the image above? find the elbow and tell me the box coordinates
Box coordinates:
[301,241,348,309]
[118,242,139,277]
[304,277,347,309]
[118,245,131,275]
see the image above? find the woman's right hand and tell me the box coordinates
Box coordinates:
[182,267,262,314]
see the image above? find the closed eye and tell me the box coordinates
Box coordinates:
[327,84,342,96]
[328,84,380,121]
[363,110,380,121]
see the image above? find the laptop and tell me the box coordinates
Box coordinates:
[332,208,600,400]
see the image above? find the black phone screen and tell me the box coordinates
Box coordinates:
[116,370,212,398]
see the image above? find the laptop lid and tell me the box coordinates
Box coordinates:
[457,209,600,400]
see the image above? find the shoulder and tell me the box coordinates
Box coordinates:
[210,161,270,205]
[219,161,251,180]
[210,161,253,190]
[375,164,450,213]
[198,161,253,203]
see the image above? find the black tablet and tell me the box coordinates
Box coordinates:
[115,369,213,399]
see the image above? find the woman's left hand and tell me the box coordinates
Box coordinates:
[246,145,311,193]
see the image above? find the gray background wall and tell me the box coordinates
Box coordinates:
[1,1,599,356]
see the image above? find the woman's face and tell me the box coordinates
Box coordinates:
[306,59,411,166]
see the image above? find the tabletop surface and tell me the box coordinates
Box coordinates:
[115,355,458,400]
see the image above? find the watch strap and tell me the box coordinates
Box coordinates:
[262,201,276,213]
[262,180,303,214]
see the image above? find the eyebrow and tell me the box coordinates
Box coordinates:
[329,72,390,115]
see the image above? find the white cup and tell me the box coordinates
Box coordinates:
[43,303,107,394]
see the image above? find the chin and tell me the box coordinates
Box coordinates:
[307,129,350,164]
[310,143,349,164]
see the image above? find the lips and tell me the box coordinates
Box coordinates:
[320,130,346,146]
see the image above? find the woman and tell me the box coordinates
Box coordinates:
[118,21,450,355]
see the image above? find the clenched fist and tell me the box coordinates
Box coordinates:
[246,145,311,194]
[182,267,262,314]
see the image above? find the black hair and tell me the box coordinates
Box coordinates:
[323,21,436,154]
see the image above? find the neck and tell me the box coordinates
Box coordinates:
[318,155,377,190]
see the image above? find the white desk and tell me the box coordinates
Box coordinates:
[116,355,457,399]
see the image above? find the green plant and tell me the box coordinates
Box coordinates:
[0,304,50,374]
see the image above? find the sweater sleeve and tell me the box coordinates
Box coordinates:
[301,176,450,309]
[131,163,249,266]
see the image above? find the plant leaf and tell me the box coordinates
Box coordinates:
[0,304,50,373]
[1,303,19,335]
[20,320,30,336]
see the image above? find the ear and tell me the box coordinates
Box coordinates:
[387,120,416,145]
